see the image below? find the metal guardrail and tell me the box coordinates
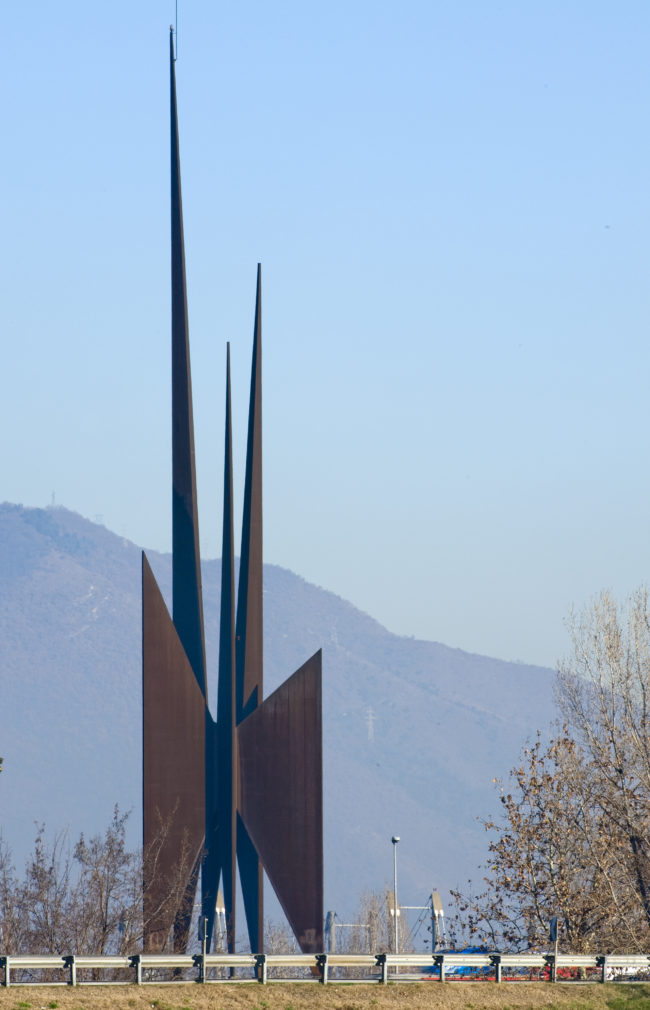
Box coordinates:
[1,950,649,985]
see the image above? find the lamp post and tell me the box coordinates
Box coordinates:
[391,836,400,956]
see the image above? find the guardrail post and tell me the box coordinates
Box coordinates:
[491,954,502,983]
[63,955,76,986]
[255,953,267,984]
[129,954,142,984]
[316,953,328,984]
[375,954,387,984]
[544,953,556,982]
[192,953,204,983]
[597,955,607,983]
[434,954,445,982]
[0,956,8,988]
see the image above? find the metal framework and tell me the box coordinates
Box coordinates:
[141,29,323,956]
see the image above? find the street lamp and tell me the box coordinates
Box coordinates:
[391,836,400,955]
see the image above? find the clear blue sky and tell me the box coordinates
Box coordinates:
[3,1,650,669]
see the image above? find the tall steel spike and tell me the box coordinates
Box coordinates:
[236,264,263,723]
[204,343,237,952]
[237,814,264,953]
[170,26,207,697]
[235,264,264,952]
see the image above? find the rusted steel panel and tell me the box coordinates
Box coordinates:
[142,553,206,952]
[238,650,323,953]
[170,27,207,698]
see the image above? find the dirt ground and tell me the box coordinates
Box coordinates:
[0,981,643,1010]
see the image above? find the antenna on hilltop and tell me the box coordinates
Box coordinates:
[366,707,375,743]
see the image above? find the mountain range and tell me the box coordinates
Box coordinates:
[0,502,557,930]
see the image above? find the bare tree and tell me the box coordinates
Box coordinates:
[21,824,75,954]
[453,587,650,953]
[71,806,141,954]
[0,808,198,958]
[0,837,27,952]
[451,732,648,951]
[558,587,650,935]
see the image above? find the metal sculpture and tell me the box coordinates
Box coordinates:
[142,29,323,956]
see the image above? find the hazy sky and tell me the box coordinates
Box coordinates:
[4,2,650,669]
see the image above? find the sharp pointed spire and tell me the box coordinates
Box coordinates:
[170,28,207,697]
[235,264,264,953]
[236,264,263,723]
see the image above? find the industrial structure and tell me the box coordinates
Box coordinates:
[142,28,324,956]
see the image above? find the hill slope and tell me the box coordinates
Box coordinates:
[0,503,556,921]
